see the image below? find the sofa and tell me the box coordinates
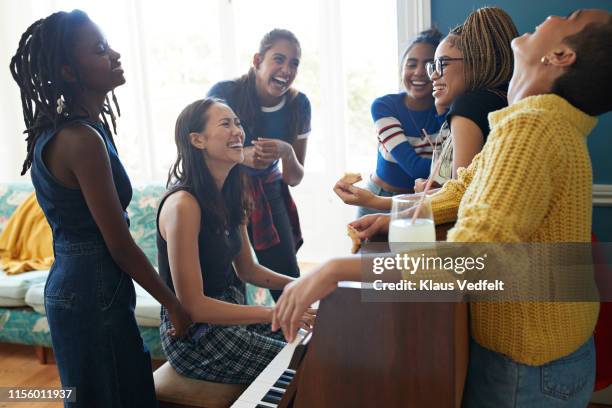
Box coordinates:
[0,182,273,361]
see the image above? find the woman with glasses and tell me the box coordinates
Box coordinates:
[417,7,518,191]
[335,7,517,210]
[335,28,443,218]
[274,9,612,406]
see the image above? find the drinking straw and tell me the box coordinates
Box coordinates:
[411,129,443,225]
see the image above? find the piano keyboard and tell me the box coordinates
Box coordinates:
[231,331,305,408]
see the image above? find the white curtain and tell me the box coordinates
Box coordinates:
[0,0,414,262]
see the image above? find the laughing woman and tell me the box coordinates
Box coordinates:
[9,10,191,407]
[207,29,310,301]
[158,98,314,384]
[353,28,443,218]
[335,7,517,211]
[274,9,612,407]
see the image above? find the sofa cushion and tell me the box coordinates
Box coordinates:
[24,282,45,313]
[128,184,165,267]
[0,307,52,346]
[0,269,48,307]
[25,280,162,327]
[134,282,161,327]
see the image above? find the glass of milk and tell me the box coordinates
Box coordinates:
[388,193,435,253]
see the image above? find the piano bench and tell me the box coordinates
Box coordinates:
[154,362,247,408]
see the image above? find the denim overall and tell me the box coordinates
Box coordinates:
[31,120,157,407]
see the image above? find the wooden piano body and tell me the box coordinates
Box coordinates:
[279,283,468,407]
[233,222,467,407]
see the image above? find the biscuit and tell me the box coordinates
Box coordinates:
[347,224,361,254]
[341,172,362,185]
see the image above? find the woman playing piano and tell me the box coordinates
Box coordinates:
[157,98,314,384]
[274,9,612,407]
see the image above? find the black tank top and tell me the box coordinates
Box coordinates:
[156,187,242,298]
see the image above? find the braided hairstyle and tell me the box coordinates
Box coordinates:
[9,9,121,175]
[449,7,518,92]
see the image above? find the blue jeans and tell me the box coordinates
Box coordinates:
[46,241,157,408]
[356,177,396,218]
[462,337,595,408]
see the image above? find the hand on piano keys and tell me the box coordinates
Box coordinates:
[273,257,362,342]
[273,265,338,342]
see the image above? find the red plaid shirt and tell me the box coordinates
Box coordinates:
[248,169,302,251]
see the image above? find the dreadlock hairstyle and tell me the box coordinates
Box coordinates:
[9,9,121,175]
[166,98,250,233]
[448,7,518,93]
[231,29,302,144]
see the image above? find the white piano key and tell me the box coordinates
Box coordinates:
[231,331,306,407]
[229,402,257,408]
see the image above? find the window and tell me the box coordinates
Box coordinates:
[3,0,403,261]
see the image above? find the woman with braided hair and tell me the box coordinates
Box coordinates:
[275,8,612,407]
[9,10,191,407]
[335,7,518,211]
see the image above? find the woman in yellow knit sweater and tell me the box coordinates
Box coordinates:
[272,9,612,407]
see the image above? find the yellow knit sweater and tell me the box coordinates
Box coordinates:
[431,94,599,365]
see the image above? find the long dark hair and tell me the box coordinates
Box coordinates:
[9,9,121,175]
[167,98,249,232]
[232,29,302,144]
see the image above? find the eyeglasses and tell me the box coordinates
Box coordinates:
[426,58,464,79]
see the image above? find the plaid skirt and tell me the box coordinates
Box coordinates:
[160,286,286,384]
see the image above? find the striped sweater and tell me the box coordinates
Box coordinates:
[371,93,442,189]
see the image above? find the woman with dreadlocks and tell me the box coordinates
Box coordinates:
[9,10,191,407]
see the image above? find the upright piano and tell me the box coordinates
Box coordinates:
[232,281,468,408]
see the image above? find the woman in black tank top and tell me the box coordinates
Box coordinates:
[157,98,315,384]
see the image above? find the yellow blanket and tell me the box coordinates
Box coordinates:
[0,192,53,274]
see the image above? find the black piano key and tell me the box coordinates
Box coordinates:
[256,405,272,408]
[262,393,282,404]
[273,379,290,389]
[279,374,293,383]
[269,389,284,398]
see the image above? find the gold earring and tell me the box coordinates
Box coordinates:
[540,56,549,65]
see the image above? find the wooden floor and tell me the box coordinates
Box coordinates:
[0,343,164,408]
[0,343,61,408]
[0,342,609,408]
